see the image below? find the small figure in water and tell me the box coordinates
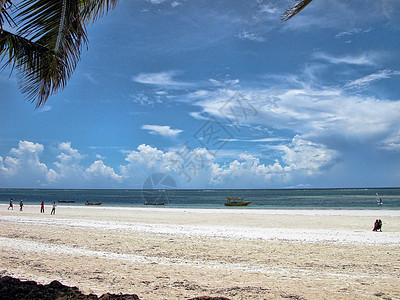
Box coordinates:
[372,219,382,232]
[40,201,45,213]
[19,200,24,211]
[50,202,56,215]
[8,198,13,210]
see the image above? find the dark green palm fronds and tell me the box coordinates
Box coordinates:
[6,0,87,106]
[281,0,313,22]
[0,29,67,107]
[80,0,118,23]
[1,0,118,107]
[1,0,14,29]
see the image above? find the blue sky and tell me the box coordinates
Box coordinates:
[1,0,400,189]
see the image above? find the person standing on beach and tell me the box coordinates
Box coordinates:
[40,201,45,213]
[8,198,13,210]
[19,200,24,211]
[50,202,56,215]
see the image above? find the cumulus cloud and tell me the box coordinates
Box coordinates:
[141,125,183,137]
[85,160,123,186]
[211,136,337,186]
[0,138,341,188]
[0,141,56,187]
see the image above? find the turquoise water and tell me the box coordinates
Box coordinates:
[1,188,399,210]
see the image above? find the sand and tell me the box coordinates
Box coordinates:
[1,204,399,299]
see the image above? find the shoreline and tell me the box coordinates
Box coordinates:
[1,203,400,299]
[2,203,399,216]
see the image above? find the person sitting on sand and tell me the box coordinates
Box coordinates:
[372,219,382,232]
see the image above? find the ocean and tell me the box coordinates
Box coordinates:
[1,188,399,210]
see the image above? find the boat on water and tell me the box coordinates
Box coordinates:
[85,201,102,206]
[224,197,251,206]
[58,200,75,203]
[144,202,165,205]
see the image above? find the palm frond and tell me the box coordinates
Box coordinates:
[1,0,14,29]
[0,29,66,107]
[281,0,313,22]
[7,0,88,106]
[1,0,118,107]
[80,0,119,23]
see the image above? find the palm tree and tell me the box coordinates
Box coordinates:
[281,0,313,22]
[1,0,310,107]
[0,0,118,107]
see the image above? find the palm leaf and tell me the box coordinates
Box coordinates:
[10,0,87,106]
[1,0,118,107]
[1,0,14,29]
[80,0,118,23]
[281,0,313,22]
[0,29,67,107]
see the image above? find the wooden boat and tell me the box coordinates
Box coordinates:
[224,197,251,206]
[58,200,75,203]
[85,201,102,205]
[144,202,165,205]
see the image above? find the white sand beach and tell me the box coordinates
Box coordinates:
[1,204,399,299]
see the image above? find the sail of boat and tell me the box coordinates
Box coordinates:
[376,193,383,205]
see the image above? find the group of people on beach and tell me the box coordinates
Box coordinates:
[8,198,57,215]
[7,198,24,211]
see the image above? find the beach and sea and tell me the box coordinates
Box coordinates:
[1,188,399,299]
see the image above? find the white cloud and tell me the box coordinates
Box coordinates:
[147,0,167,4]
[379,129,400,151]
[335,27,372,38]
[210,136,337,186]
[225,137,288,143]
[238,31,265,42]
[313,52,377,65]
[132,71,190,87]
[346,69,400,88]
[189,86,400,150]
[141,125,183,137]
[129,93,163,106]
[274,136,337,174]
[171,1,181,7]
[0,141,56,187]
[85,160,122,183]
[258,4,278,14]
[119,142,335,188]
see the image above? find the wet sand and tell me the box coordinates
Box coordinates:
[1,204,399,299]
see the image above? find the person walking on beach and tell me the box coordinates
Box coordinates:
[19,200,24,211]
[50,202,56,215]
[8,198,13,210]
[40,201,45,213]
